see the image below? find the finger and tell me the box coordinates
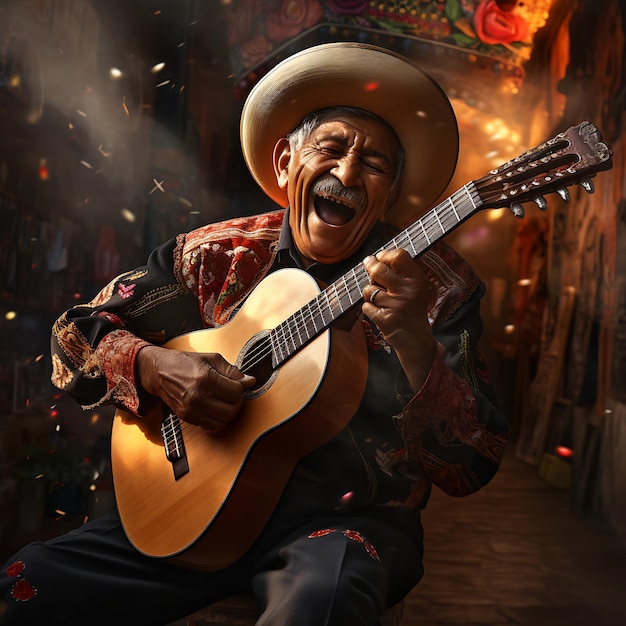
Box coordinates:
[364,283,386,305]
[220,360,256,387]
[201,355,256,394]
[363,254,400,292]
[186,401,240,432]
[211,372,252,404]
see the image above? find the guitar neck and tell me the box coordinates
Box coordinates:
[270,182,483,367]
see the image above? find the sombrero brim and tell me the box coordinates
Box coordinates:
[240,42,459,227]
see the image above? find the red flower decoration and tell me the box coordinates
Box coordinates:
[5,561,25,577]
[11,579,37,601]
[309,529,380,561]
[473,0,529,45]
[240,34,272,70]
[364,540,380,561]
[343,529,364,543]
[118,283,136,299]
[308,528,336,538]
[266,0,323,43]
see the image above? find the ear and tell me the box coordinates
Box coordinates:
[272,138,291,190]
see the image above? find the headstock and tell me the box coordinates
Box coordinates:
[474,121,613,218]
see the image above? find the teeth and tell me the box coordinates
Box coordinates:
[316,193,355,210]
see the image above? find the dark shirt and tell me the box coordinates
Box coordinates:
[266,211,429,540]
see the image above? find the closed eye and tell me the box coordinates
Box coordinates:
[320,147,343,157]
[364,160,387,174]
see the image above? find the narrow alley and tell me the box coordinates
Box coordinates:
[402,448,626,625]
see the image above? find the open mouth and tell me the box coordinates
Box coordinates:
[313,194,356,226]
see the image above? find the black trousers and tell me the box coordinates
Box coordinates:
[0,510,423,625]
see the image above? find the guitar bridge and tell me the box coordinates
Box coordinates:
[160,411,190,480]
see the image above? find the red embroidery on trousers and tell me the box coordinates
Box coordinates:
[4,560,37,602]
[307,529,380,561]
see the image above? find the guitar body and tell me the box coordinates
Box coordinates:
[111,268,368,570]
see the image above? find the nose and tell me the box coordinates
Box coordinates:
[330,154,361,188]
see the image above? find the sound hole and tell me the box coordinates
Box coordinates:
[238,331,277,398]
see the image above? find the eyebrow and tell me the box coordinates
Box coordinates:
[316,132,394,166]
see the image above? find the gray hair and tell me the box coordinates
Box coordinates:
[287,106,405,190]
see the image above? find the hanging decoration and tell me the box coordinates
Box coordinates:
[226,0,555,114]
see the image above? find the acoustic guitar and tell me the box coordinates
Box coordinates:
[111,121,612,569]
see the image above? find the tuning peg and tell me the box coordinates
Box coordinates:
[509,202,525,219]
[580,179,595,194]
[533,196,548,211]
[557,188,571,202]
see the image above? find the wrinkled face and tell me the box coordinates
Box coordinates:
[273,114,400,265]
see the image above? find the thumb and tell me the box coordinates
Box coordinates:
[239,373,257,388]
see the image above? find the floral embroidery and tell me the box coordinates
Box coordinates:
[51,315,92,370]
[361,319,391,353]
[87,280,116,307]
[458,329,479,391]
[123,269,148,282]
[343,529,364,542]
[51,353,73,389]
[374,445,408,477]
[266,0,323,44]
[11,579,37,601]
[5,560,37,602]
[363,540,380,561]
[118,283,136,299]
[96,312,125,328]
[97,330,150,414]
[307,528,380,561]
[120,285,184,319]
[308,528,336,538]
[5,561,25,577]
[176,211,282,327]
[216,269,244,305]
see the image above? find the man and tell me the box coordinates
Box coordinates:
[0,43,508,625]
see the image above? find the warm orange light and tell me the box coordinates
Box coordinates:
[39,158,49,181]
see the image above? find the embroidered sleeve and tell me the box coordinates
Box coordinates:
[51,237,202,414]
[50,212,282,416]
[394,284,509,497]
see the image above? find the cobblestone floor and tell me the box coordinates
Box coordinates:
[402,449,626,626]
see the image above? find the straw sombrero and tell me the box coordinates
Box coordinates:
[240,42,459,227]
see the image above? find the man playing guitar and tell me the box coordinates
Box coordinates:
[2,42,515,625]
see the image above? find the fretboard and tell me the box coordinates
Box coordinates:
[270,182,482,367]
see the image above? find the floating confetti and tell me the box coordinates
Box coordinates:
[149,178,165,194]
[340,491,354,504]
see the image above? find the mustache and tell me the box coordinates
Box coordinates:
[310,175,366,210]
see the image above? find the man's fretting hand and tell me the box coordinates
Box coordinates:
[362,249,436,392]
